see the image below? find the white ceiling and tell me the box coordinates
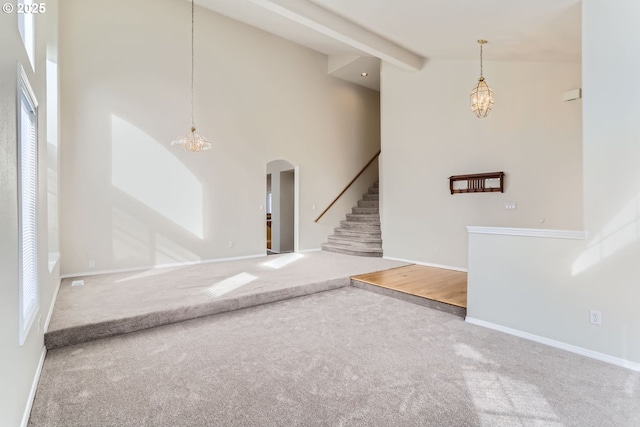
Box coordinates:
[196,0,581,91]
[197,0,368,56]
[310,0,582,62]
[198,0,582,62]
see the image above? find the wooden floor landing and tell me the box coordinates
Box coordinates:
[352,264,467,308]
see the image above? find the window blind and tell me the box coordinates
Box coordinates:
[19,80,39,345]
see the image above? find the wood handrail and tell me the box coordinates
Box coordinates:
[314,150,381,223]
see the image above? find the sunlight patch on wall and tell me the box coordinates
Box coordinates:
[572,193,640,275]
[203,273,258,298]
[154,232,200,265]
[111,115,204,238]
[463,369,561,426]
[112,207,150,265]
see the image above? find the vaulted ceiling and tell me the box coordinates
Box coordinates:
[197,0,582,89]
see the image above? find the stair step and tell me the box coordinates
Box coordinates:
[357,200,379,208]
[319,178,383,258]
[339,220,380,231]
[321,243,383,258]
[328,235,382,248]
[352,207,379,215]
[350,280,465,318]
[333,228,381,238]
[345,213,380,222]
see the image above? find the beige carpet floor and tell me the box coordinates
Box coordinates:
[46,252,410,348]
[31,286,640,427]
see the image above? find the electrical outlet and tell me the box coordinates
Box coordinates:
[88,259,96,268]
[228,241,234,248]
[590,310,602,325]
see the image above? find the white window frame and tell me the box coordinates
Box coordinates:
[266,191,272,214]
[18,0,35,70]
[18,64,39,345]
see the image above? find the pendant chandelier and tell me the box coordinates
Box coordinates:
[171,0,211,152]
[470,39,494,118]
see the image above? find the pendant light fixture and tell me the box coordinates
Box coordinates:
[470,39,494,118]
[171,0,212,152]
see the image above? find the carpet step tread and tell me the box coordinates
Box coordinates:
[321,244,383,257]
[351,207,379,214]
[333,229,382,238]
[339,221,381,230]
[357,200,379,208]
[328,236,382,248]
[345,213,380,222]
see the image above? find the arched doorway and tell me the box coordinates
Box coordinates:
[266,160,298,254]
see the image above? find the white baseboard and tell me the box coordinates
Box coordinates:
[21,346,46,427]
[299,248,321,253]
[61,253,266,279]
[465,317,640,372]
[383,256,467,272]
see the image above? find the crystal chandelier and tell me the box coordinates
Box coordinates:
[470,39,494,118]
[171,0,211,152]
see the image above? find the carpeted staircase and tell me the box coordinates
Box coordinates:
[321,181,382,257]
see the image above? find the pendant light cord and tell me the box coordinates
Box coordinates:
[191,0,195,131]
[479,42,484,79]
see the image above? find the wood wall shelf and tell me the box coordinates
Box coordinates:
[449,171,504,194]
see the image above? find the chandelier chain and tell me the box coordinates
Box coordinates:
[479,42,483,78]
[191,0,195,129]
[171,0,212,151]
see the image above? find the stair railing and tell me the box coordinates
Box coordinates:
[314,150,381,223]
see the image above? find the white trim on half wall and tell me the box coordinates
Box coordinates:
[466,226,587,240]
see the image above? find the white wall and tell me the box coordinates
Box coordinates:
[577,0,640,363]
[466,0,640,366]
[381,59,582,269]
[0,2,60,425]
[59,0,380,276]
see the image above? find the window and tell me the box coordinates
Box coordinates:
[18,0,35,69]
[266,192,272,214]
[18,66,39,345]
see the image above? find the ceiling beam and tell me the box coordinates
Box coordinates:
[249,0,425,71]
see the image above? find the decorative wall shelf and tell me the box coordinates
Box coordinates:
[449,171,504,194]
